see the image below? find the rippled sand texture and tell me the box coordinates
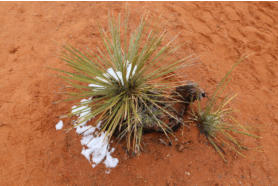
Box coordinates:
[0,2,277,185]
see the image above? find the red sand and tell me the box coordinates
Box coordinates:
[1,2,278,185]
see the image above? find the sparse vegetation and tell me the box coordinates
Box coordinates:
[188,57,259,161]
[56,14,192,154]
[56,10,259,161]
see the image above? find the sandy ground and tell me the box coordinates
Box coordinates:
[1,2,278,186]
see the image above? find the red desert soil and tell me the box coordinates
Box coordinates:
[1,2,278,186]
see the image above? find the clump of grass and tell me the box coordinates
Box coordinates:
[189,57,259,161]
[55,13,192,154]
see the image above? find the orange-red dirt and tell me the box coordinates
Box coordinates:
[1,2,278,186]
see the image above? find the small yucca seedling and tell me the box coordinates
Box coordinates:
[56,13,192,154]
[189,57,259,161]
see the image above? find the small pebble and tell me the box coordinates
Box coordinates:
[185,171,191,176]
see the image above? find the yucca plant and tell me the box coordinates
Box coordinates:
[189,57,259,161]
[56,14,192,153]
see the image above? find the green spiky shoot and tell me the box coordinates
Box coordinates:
[56,13,192,154]
[189,57,259,162]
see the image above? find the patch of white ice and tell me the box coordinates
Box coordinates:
[88,84,105,89]
[126,61,137,80]
[71,98,119,170]
[55,120,63,130]
[105,68,123,85]
[91,61,137,89]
